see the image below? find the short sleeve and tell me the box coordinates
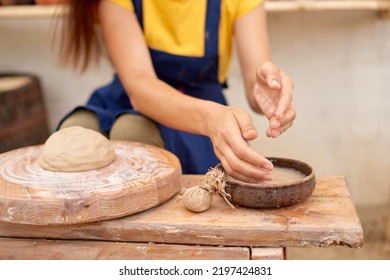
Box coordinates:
[106,0,134,12]
[227,0,264,20]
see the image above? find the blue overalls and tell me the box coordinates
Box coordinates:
[62,0,227,174]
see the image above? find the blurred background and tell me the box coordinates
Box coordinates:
[0,0,389,259]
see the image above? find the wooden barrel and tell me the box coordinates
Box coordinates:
[0,73,50,153]
[0,0,35,5]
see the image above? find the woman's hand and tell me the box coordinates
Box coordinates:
[234,4,296,138]
[254,62,296,138]
[206,104,273,183]
[205,61,296,183]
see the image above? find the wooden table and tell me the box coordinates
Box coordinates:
[0,175,363,260]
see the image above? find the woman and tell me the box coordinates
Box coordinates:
[58,0,296,183]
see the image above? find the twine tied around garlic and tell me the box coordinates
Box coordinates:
[182,166,236,213]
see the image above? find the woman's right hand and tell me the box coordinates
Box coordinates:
[206,104,273,183]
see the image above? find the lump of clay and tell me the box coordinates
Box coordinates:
[39,126,115,172]
[182,185,213,213]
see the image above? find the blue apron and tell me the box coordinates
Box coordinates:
[61,0,227,174]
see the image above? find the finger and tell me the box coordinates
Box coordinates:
[231,109,258,141]
[267,121,293,138]
[214,116,274,172]
[217,146,273,183]
[257,62,282,90]
[275,70,294,119]
[272,104,296,131]
[227,138,273,173]
[267,107,295,137]
[223,116,273,170]
[269,116,280,129]
[278,104,296,127]
[279,120,294,133]
[219,156,263,183]
[254,83,277,118]
[266,127,280,138]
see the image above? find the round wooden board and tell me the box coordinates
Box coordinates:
[0,141,182,225]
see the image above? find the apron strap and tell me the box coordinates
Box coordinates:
[132,0,143,29]
[204,0,221,56]
[131,0,221,56]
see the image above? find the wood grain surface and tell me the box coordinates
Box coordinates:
[0,141,182,225]
[0,238,250,260]
[0,175,363,248]
[251,247,285,260]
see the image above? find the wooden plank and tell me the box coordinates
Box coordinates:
[251,247,285,260]
[1,1,390,18]
[0,238,250,260]
[0,176,363,248]
[265,0,390,12]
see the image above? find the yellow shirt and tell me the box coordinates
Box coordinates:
[107,0,263,83]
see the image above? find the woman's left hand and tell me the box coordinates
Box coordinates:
[253,62,296,138]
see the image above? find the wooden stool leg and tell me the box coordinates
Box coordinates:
[386,174,390,241]
[251,247,285,260]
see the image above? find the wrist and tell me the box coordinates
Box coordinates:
[197,100,224,137]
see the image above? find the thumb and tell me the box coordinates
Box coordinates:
[233,111,258,141]
[257,62,282,90]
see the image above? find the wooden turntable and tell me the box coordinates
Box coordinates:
[0,141,182,225]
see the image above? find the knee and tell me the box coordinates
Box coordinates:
[58,109,105,136]
[109,114,164,148]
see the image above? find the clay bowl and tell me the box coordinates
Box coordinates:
[217,157,316,209]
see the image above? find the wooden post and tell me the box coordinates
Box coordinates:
[387,210,390,241]
[386,165,390,241]
[377,10,390,19]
